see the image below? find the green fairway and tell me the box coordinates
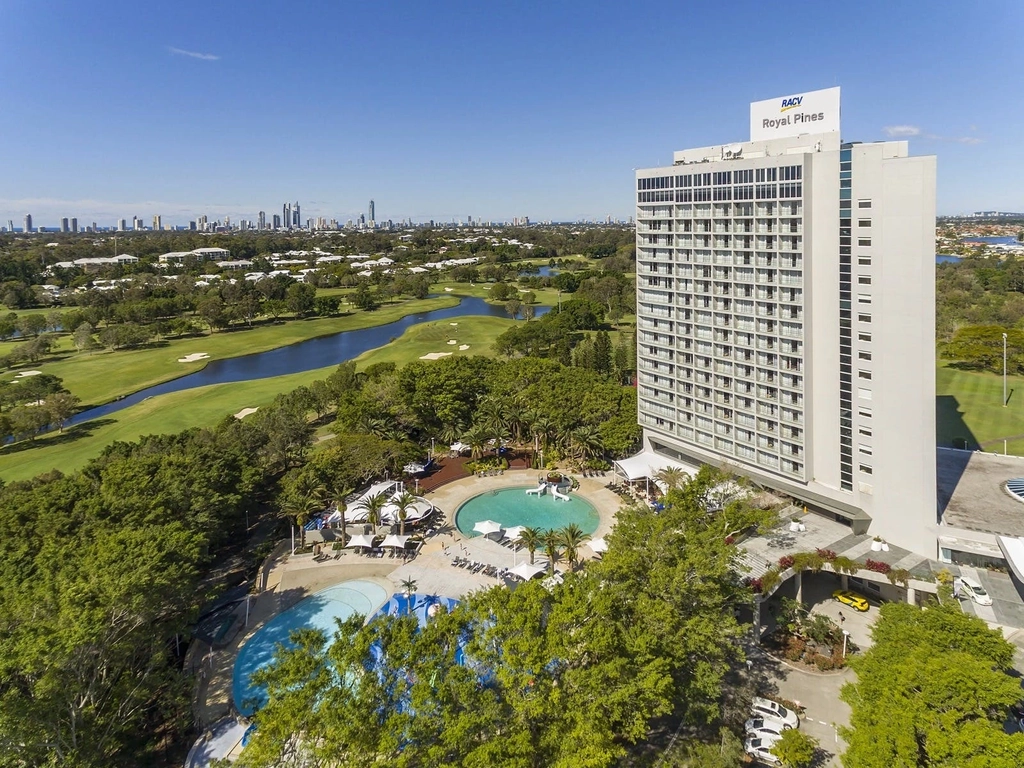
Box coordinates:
[1,296,459,407]
[937,363,1024,454]
[0,314,519,482]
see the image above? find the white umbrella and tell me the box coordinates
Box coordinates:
[510,562,546,581]
[345,534,376,549]
[381,534,410,549]
[504,525,527,542]
[449,441,470,453]
[589,537,609,554]
[473,520,503,537]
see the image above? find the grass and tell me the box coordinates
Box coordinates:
[937,362,1024,454]
[0,296,460,407]
[0,314,519,483]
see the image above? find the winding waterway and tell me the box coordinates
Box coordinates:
[67,296,549,427]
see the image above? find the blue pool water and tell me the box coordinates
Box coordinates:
[232,579,390,715]
[455,486,600,536]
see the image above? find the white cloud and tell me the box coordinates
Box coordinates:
[884,125,921,137]
[168,46,219,61]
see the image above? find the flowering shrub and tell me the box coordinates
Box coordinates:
[816,548,838,562]
[778,555,795,569]
[864,558,892,575]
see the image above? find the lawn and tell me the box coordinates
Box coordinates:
[1,295,460,407]
[936,362,1024,454]
[0,314,519,482]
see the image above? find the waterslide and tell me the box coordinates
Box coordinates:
[525,482,547,496]
[550,485,570,502]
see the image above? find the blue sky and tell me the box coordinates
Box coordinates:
[1,0,1021,227]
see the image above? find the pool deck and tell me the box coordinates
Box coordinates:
[192,469,623,740]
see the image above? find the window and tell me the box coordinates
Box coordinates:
[858,200,872,209]
[858,294,871,305]
[858,387,872,400]
[858,313,871,323]
[858,256,871,266]
[858,275,871,285]
[859,350,872,361]
[859,332,871,342]
[858,238,871,247]
[859,370,872,380]
[859,406,872,418]
[859,464,873,474]
[859,425,872,437]
[859,444,872,456]
[858,219,871,228]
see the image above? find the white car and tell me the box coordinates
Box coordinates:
[744,734,781,764]
[745,716,787,739]
[751,696,800,729]
[959,576,993,606]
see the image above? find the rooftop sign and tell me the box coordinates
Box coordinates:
[750,86,840,141]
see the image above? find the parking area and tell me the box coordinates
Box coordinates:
[763,571,881,651]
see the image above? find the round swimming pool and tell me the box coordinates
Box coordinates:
[454,486,601,536]
[232,579,390,715]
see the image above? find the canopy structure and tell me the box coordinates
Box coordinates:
[449,441,470,454]
[381,494,434,525]
[510,562,546,581]
[589,537,609,554]
[381,534,411,549]
[504,525,527,542]
[473,519,503,537]
[345,534,377,549]
[613,450,696,483]
[998,535,1024,583]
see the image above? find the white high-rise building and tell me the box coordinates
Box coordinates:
[634,88,937,557]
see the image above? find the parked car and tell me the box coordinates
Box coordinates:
[751,696,800,729]
[1010,703,1024,732]
[958,575,993,606]
[744,734,781,764]
[745,716,787,739]
[833,588,870,612]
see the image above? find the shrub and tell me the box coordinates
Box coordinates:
[778,554,795,569]
[784,646,804,662]
[816,548,837,562]
[831,555,860,575]
[864,558,892,575]
[813,654,835,671]
[887,567,911,586]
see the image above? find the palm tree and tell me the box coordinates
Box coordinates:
[353,492,387,536]
[519,527,543,565]
[558,524,591,570]
[542,530,562,575]
[531,415,555,451]
[391,490,419,537]
[568,425,603,463]
[464,424,489,460]
[399,578,418,597]
[281,493,323,551]
[655,467,687,492]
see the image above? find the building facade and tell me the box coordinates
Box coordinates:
[635,89,937,557]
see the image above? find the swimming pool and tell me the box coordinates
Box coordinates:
[232,579,390,715]
[454,486,601,536]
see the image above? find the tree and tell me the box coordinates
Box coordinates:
[519,527,542,565]
[197,294,227,333]
[504,298,522,320]
[771,728,818,768]
[353,492,387,536]
[489,282,513,301]
[391,490,419,536]
[558,523,590,570]
[593,330,612,374]
[399,578,418,597]
[72,321,98,351]
[286,282,316,317]
[264,298,287,321]
[313,295,341,317]
[44,391,80,432]
[281,492,323,550]
[17,312,47,337]
[542,529,562,574]
[840,601,1024,767]
[351,282,379,311]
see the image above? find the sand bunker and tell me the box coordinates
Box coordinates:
[419,352,453,360]
[14,370,42,378]
[178,352,210,363]
[234,407,259,420]
[449,322,459,326]
[447,339,457,345]
[444,287,454,292]
[459,344,470,351]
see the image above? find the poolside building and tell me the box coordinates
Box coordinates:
[634,87,938,558]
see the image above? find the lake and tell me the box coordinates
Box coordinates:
[65,296,549,427]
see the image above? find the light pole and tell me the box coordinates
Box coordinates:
[1003,332,1008,407]
[842,629,850,659]
[430,437,435,460]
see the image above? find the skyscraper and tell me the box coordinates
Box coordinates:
[152,215,162,231]
[118,218,127,231]
[272,214,281,229]
[6,220,13,233]
[70,218,78,233]
[293,201,301,227]
[634,87,937,557]
[23,214,32,233]
[283,203,292,229]
[258,211,266,230]
[369,199,375,223]
[60,217,69,233]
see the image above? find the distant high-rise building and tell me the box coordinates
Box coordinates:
[258,211,266,230]
[152,215,162,231]
[283,203,292,229]
[24,214,32,233]
[132,215,141,231]
[369,199,375,223]
[293,201,301,227]
[360,214,366,227]
[70,218,78,233]
[272,214,281,229]
[6,220,13,232]
[60,217,69,233]
[189,221,197,231]
[118,218,127,231]
[197,214,208,232]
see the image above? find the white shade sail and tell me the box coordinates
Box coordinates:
[589,537,609,554]
[504,526,527,542]
[510,562,546,581]
[473,520,503,536]
[449,441,470,453]
[381,534,411,549]
[345,534,377,549]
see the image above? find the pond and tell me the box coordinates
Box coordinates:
[67,296,549,427]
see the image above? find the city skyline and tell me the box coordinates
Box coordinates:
[1,0,1021,224]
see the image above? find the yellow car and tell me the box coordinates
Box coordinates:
[832,589,869,612]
